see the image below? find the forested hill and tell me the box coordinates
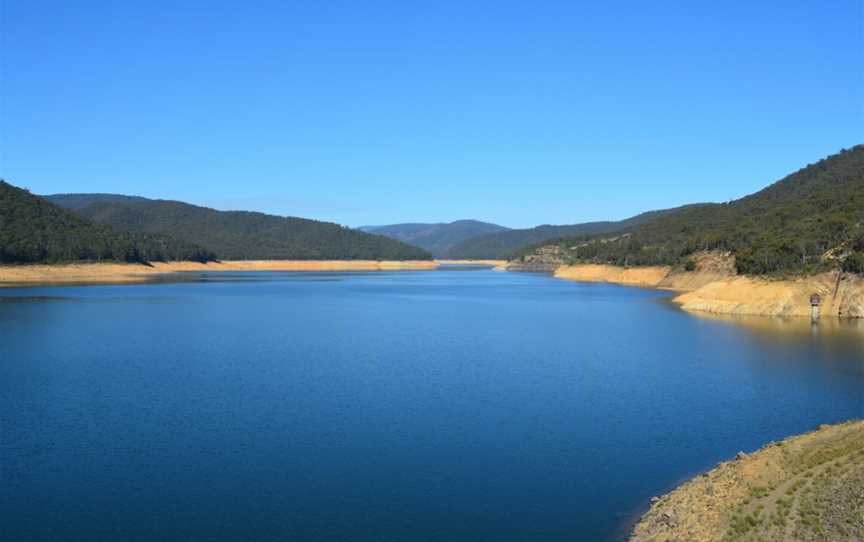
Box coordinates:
[359,220,509,258]
[515,145,864,275]
[45,193,148,211]
[48,195,433,261]
[447,209,677,260]
[0,181,214,264]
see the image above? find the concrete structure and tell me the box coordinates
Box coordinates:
[810,293,821,322]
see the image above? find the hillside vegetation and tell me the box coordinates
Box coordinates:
[360,220,509,258]
[516,146,864,276]
[48,195,432,261]
[0,181,214,264]
[447,209,678,259]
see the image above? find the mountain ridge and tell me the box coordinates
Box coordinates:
[515,145,864,276]
[47,194,432,261]
[359,220,509,258]
[1,181,214,264]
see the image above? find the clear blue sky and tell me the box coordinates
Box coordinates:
[1,1,861,228]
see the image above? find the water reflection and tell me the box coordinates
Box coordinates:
[685,311,864,358]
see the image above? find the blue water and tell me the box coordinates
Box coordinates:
[1,269,863,541]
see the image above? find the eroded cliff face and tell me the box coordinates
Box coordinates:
[510,249,864,318]
[675,271,864,318]
[540,251,737,291]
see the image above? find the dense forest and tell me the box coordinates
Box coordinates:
[48,196,432,261]
[515,146,864,275]
[0,181,214,264]
[447,209,679,259]
[360,220,509,258]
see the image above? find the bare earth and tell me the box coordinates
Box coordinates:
[542,252,864,318]
[0,260,438,287]
[631,420,864,542]
[436,259,508,266]
[436,259,509,270]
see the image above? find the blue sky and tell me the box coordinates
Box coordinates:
[1,1,861,228]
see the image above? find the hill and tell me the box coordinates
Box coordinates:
[44,193,149,211]
[1,181,214,264]
[515,145,864,275]
[48,195,432,261]
[447,209,676,259]
[359,220,509,258]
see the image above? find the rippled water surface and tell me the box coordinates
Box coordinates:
[2,269,863,541]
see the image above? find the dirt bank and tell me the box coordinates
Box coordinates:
[553,264,673,288]
[0,260,439,287]
[675,271,864,318]
[537,251,864,318]
[631,420,864,541]
[436,259,508,269]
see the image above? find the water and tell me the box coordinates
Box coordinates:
[1,269,863,541]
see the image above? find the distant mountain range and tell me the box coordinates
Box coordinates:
[363,211,687,261]
[361,213,686,260]
[45,194,432,262]
[443,209,680,259]
[0,181,213,264]
[4,145,860,273]
[359,220,510,258]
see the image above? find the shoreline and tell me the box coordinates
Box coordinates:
[0,260,439,287]
[436,259,509,270]
[630,420,864,541]
[539,263,864,319]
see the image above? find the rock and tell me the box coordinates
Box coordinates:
[660,511,678,527]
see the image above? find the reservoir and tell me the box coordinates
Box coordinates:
[1,269,863,541]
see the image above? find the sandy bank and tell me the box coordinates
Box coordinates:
[675,272,864,318]
[551,264,732,291]
[631,420,864,541]
[553,264,673,288]
[436,259,508,266]
[544,254,864,318]
[0,260,438,286]
[437,259,509,270]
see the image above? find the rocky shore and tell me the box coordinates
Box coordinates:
[509,250,864,318]
[630,420,864,541]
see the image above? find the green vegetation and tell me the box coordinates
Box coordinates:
[48,195,432,261]
[517,145,864,276]
[0,181,214,264]
[360,220,509,258]
[447,209,679,260]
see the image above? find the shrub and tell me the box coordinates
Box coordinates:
[842,251,864,275]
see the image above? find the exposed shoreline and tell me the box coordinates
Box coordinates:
[436,259,509,270]
[542,263,864,319]
[5,258,863,319]
[0,260,439,287]
[630,420,864,541]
